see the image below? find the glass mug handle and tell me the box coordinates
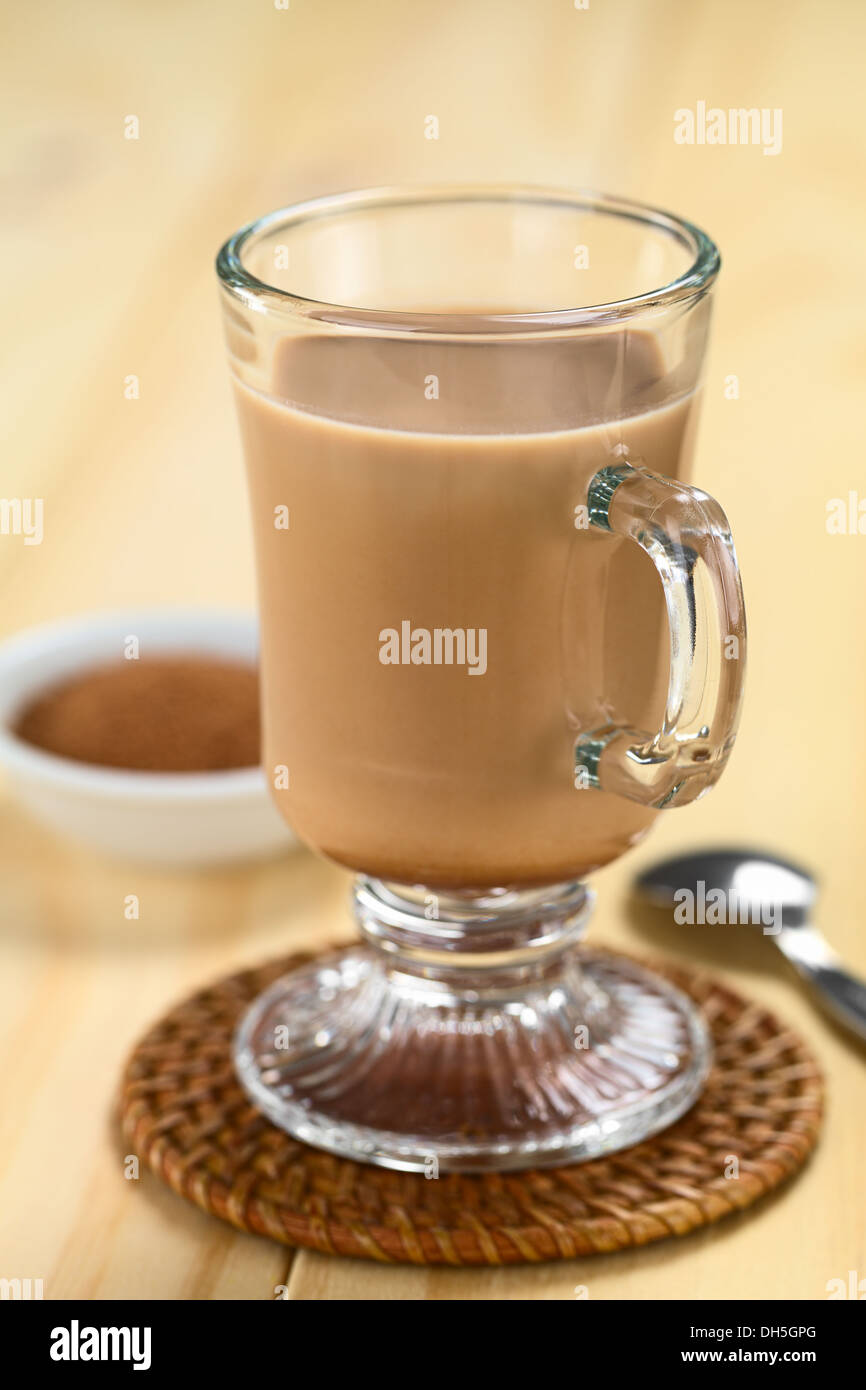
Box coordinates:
[575,460,747,809]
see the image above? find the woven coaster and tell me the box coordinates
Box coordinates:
[118,947,823,1266]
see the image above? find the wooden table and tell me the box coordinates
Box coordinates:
[2,0,864,1300]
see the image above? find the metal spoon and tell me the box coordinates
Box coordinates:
[635,848,866,1042]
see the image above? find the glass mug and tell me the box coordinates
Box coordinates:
[218,187,746,1172]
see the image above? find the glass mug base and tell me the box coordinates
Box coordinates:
[233,878,711,1173]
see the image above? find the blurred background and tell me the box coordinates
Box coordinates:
[1,0,864,1300]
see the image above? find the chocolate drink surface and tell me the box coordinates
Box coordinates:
[235,327,699,888]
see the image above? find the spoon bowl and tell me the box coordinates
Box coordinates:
[635,847,866,1043]
[637,847,817,928]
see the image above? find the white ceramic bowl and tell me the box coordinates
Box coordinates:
[0,609,296,866]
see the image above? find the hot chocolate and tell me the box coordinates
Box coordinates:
[221,189,745,1175]
[234,328,698,888]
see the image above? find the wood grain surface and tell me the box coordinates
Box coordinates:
[1,0,865,1300]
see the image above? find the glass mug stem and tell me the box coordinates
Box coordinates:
[576,459,747,808]
[354,877,594,979]
[234,876,711,1172]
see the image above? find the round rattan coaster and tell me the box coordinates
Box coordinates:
[118,947,823,1266]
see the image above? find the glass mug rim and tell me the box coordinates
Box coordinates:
[216,184,720,337]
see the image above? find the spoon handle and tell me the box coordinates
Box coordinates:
[776,925,866,1042]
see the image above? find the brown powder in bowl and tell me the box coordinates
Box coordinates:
[14,657,261,772]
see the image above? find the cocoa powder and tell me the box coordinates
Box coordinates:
[14,657,260,772]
